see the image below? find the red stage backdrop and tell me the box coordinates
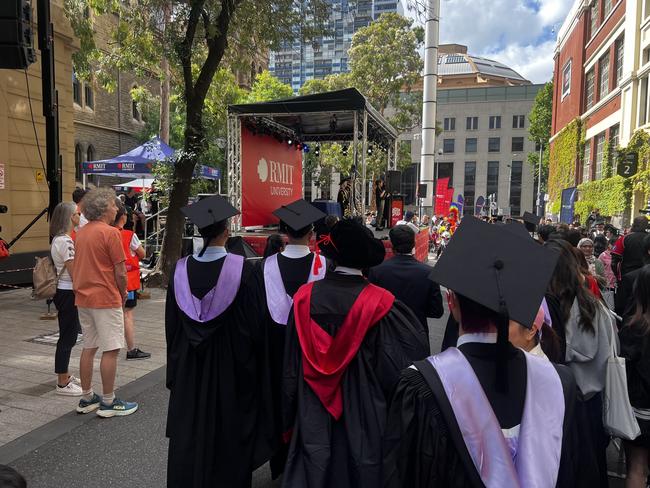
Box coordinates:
[241,126,303,226]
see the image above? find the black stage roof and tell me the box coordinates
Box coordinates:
[229,88,397,148]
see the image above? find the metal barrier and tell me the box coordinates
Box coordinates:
[143,206,168,255]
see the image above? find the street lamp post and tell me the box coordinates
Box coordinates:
[537,140,544,217]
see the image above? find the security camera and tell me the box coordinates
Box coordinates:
[437,149,443,155]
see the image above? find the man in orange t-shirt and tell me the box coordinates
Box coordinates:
[73,187,138,418]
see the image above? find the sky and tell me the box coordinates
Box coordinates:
[436,0,574,83]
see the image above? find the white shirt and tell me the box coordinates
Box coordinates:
[127,233,141,257]
[281,244,311,259]
[76,213,88,231]
[334,266,363,276]
[193,246,227,262]
[51,234,75,290]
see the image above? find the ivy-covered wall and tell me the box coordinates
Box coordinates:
[548,118,582,214]
[619,130,650,200]
[574,176,630,222]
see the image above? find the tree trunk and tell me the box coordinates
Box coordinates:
[159,1,171,143]
[157,106,204,281]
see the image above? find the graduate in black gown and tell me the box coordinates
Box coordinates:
[165,196,273,488]
[245,199,328,479]
[281,218,430,488]
[383,217,594,488]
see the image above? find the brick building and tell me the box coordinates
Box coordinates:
[72,11,158,186]
[551,0,648,221]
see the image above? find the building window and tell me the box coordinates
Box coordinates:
[512,115,525,129]
[437,162,454,187]
[466,116,478,130]
[590,0,599,39]
[443,117,455,131]
[489,115,501,130]
[86,145,95,163]
[84,84,94,110]
[586,69,595,109]
[443,138,455,153]
[465,138,477,153]
[646,0,650,19]
[75,143,83,180]
[512,137,524,152]
[603,0,613,18]
[488,137,501,153]
[599,53,610,99]
[561,60,572,98]
[640,76,649,126]
[615,37,624,87]
[594,132,606,180]
[487,161,499,202]
[463,162,476,216]
[132,94,140,121]
[509,161,523,216]
[583,139,592,182]
[610,124,620,149]
[73,71,82,105]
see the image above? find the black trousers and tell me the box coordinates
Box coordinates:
[53,289,81,375]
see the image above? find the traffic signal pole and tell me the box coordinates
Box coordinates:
[37,0,61,215]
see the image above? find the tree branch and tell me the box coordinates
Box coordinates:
[179,0,206,104]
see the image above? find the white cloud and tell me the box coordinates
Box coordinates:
[437,0,573,83]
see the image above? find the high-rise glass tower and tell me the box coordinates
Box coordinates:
[269,0,405,92]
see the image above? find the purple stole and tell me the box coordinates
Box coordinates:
[263,252,326,325]
[173,253,244,322]
[428,348,565,488]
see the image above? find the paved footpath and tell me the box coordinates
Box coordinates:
[0,287,167,448]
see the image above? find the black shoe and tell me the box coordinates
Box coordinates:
[126,348,151,360]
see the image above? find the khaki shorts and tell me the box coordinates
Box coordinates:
[78,307,125,352]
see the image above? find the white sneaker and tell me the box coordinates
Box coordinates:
[56,381,83,396]
[68,375,82,386]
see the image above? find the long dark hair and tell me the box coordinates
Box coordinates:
[540,323,563,363]
[545,239,597,333]
[630,266,650,334]
[264,234,285,258]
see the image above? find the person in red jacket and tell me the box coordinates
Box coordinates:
[114,200,150,360]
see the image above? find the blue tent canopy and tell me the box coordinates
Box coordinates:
[81,137,221,180]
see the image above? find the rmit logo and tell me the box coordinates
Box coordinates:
[257,158,294,185]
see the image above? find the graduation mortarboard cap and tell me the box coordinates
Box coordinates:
[430,217,559,391]
[272,199,326,232]
[431,216,558,329]
[522,211,540,227]
[504,221,533,241]
[180,195,239,230]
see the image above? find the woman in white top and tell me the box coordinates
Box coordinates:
[508,303,562,362]
[50,202,83,396]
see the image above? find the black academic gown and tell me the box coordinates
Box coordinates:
[281,272,430,488]
[383,342,597,488]
[165,256,274,488]
[246,251,317,478]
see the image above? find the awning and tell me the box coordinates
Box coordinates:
[113,178,154,191]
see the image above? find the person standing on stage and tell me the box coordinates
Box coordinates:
[337,177,352,217]
[281,218,429,488]
[374,179,387,230]
[368,225,443,342]
[245,199,327,480]
[383,217,590,488]
[165,196,273,488]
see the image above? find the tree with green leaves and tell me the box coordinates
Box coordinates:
[349,13,423,129]
[246,70,294,102]
[528,81,553,194]
[65,0,330,279]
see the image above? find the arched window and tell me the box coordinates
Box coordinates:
[86,145,95,163]
[75,143,83,180]
[131,86,141,121]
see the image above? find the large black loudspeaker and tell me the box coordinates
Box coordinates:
[417,184,427,199]
[386,170,402,194]
[0,1,36,70]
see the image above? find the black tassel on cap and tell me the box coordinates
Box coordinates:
[493,259,509,394]
[198,208,218,258]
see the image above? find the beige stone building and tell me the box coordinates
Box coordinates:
[0,1,77,284]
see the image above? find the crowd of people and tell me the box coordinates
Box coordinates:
[161,192,650,488]
[48,187,151,406]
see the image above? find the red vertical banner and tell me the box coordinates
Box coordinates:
[443,187,455,214]
[435,177,450,216]
[240,126,303,226]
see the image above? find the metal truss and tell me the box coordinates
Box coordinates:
[227,115,242,231]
